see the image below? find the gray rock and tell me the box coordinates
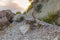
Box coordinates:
[0,10,15,22]
[19,24,30,34]
[0,17,10,30]
[0,10,15,30]
[13,14,25,22]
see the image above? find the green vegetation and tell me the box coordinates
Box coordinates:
[26,3,32,13]
[42,12,59,24]
[16,12,21,14]
[35,4,42,12]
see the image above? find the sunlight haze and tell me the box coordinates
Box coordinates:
[0,0,31,13]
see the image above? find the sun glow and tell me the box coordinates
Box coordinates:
[0,2,6,6]
[0,0,32,13]
[12,0,31,11]
[0,0,7,6]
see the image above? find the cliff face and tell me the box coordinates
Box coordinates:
[27,0,60,25]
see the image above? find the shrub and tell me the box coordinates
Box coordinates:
[16,12,21,14]
[43,12,59,24]
[35,4,42,12]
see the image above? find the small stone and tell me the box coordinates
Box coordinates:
[25,15,34,21]
[26,20,36,24]
[19,24,30,34]
[54,37,58,40]
[13,14,25,22]
[30,24,37,30]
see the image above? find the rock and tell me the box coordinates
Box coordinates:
[5,10,15,22]
[54,37,58,40]
[0,10,15,30]
[13,14,25,22]
[19,24,30,34]
[0,17,10,30]
[0,10,6,18]
[0,10,15,23]
[14,22,30,34]
[24,15,34,21]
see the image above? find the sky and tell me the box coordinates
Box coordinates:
[12,0,31,10]
[0,0,31,12]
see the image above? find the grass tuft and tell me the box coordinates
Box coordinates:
[43,11,59,24]
[16,12,21,14]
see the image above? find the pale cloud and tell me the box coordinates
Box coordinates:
[12,0,31,10]
[0,0,31,13]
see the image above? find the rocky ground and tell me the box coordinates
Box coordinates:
[0,12,60,40]
[0,0,60,40]
[0,21,60,40]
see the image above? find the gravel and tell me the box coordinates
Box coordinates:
[0,21,60,40]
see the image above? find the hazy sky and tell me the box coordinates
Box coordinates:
[0,0,31,13]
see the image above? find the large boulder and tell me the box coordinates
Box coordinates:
[0,10,15,30]
[0,17,10,30]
